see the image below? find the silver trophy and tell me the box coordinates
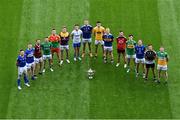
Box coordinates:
[87,68,95,79]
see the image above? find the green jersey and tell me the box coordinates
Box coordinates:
[41,42,52,55]
[126,40,136,55]
[157,51,168,65]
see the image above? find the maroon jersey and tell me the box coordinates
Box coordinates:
[117,36,127,50]
[34,44,42,58]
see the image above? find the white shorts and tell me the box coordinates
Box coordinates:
[104,46,113,52]
[135,58,145,64]
[82,38,92,43]
[95,40,104,45]
[157,65,168,71]
[34,57,43,64]
[18,66,27,76]
[43,54,52,60]
[60,45,69,50]
[127,54,136,59]
[26,62,35,69]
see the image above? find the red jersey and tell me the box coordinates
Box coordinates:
[49,34,60,42]
[34,44,42,58]
[117,36,127,50]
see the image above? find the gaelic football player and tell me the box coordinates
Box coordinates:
[59,26,70,65]
[34,39,43,76]
[93,21,105,58]
[41,37,54,72]
[16,50,30,90]
[71,24,83,61]
[116,31,127,68]
[80,20,93,58]
[49,29,60,65]
[103,28,114,63]
[126,34,136,73]
[25,43,36,80]
[156,46,169,84]
[144,44,156,81]
[135,40,146,78]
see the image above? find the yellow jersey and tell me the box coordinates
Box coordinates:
[93,26,105,40]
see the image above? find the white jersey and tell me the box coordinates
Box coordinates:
[71,29,82,43]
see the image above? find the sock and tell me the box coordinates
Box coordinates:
[17,79,21,86]
[24,75,29,83]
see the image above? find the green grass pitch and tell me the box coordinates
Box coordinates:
[0,0,180,119]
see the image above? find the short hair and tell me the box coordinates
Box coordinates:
[52,28,56,30]
[97,21,101,24]
[120,30,123,32]
[20,49,24,52]
[36,39,40,41]
[148,44,152,47]
[74,24,79,26]
[62,26,66,28]
[45,37,49,38]
[129,34,133,37]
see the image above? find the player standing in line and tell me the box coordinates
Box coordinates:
[156,46,169,84]
[41,37,54,72]
[116,31,127,68]
[135,40,146,78]
[103,28,114,63]
[59,26,70,66]
[80,20,93,58]
[126,34,136,73]
[25,43,36,80]
[49,29,60,65]
[34,39,43,76]
[93,21,105,58]
[16,50,30,90]
[144,44,157,82]
[71,24,83,61]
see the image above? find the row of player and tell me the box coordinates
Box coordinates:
[16,20,169,90]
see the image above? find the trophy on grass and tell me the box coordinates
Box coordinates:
[86,57,95,80]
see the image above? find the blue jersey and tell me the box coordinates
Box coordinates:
[103,33,114,47]
[17,55,26,67]
[80,25,93,39]
[135,45,146,59]
[25,48,34,63]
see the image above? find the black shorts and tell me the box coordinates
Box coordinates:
[146,63,155,68]
[117,49,125,54]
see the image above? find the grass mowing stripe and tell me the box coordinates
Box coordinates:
[0,0,23,118]
[158,0,180,118]
[6,0,90,118]
[89,0,172,118]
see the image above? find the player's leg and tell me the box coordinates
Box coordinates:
[165,70,168,83]
[88,41,92,57]
[127,55,131,73]
[109,47,114,63]
[56,49,61,64]
[151,64,156,81]
[17,67,22,90]
[122,51,127,68]
[136,59,140,77]
[43,55,46,73]
[95,42,98,58]
[77,45,81,61]
[116,50,120,67]
[82,41,86,58]
[142,62,145,78]
[39,58,43,75]
[65,46,70,63]
[49,55,53,71]
[31,63,36,80]
[23,69,30,87]
[145,64,149,81]
[73,44,78,61]
[60,48,64,66]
